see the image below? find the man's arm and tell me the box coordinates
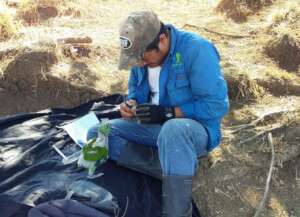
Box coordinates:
[120,68,138,119]
[174,107,184,118]
[127,68,138,100]
[179,41,229,121]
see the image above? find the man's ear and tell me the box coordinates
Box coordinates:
[159,33,167,42]
[158,34,167,49]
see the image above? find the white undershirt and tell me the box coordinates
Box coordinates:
[148,66,161,105]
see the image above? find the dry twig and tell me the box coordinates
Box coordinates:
[253,133,275,217]
[226,108,296,134]
[238,123,284,145]
[182,23,251,38]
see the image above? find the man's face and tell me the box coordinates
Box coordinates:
[138,34,169,68]
[138,49,165,68]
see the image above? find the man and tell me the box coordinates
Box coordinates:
[89,11,229,217]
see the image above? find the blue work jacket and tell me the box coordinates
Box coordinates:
[127,25,229,151]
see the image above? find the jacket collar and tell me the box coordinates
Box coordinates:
[163,24,178,63]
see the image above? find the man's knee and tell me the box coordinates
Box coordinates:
[86,118,128,141]
[159,119,189,138]
[157,119,188,152]
[108,118,132,137]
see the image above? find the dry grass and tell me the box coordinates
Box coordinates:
[0,13,16,42]
[268,196,289,217]
[270,3,300,24]
[225,74,266,101]
[268,5,300,42]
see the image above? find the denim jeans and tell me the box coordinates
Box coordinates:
[87,118,208,176]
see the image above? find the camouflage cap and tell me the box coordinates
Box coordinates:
[118,11,161,70]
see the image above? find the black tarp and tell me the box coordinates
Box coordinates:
[0,94,201,217]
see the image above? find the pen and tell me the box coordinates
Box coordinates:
[124,95,134,109]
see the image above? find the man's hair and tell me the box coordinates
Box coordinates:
[145,22,169,52]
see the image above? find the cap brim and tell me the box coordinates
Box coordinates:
[118,50,140,70]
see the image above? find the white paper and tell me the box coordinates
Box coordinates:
[62,112,100,146]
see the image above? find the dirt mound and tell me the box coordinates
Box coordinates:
[37,5,58,20]
[1,51,58,94]
[0,47,21,62]
[68,62,98,86]
[257,77,300,96]
[17,0,60,25]
[265,34,300,72]
[0,50,104,116]
[216,0,274,22]
[0,13,16,42]
[61,44,92,59]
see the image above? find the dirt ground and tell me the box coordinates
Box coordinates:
[0,0,300,216]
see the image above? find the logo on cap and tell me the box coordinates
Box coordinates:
[120,36,132,49]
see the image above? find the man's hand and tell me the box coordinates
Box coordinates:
[120,99,137,119]
[136,103,175,124]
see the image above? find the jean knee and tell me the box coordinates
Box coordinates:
[158,119,201,175]
[159,119,186,139]
[108,118,130,136]
[86,124,100,141]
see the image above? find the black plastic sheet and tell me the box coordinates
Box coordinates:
[0,94,201,217]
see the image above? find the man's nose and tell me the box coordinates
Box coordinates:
[138,60,147,67]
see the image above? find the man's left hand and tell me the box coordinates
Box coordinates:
[135,103,175,124]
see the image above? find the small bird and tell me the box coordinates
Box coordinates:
[77,122,111,176]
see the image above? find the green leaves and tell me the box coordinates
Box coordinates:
[98,122,112,136]
[81,122,111,162]
[82,138,108,161]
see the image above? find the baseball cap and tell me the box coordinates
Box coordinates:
[118,11,161,70]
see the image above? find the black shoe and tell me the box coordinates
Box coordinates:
[162,175,193,217]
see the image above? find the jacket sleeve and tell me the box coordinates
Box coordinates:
[127,68,137,100]
[179,41,229,121]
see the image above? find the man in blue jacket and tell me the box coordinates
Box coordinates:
[89,11,229,217]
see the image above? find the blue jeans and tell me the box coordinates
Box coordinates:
[87,118,208,176]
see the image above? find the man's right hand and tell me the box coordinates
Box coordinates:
[120,99,137,119]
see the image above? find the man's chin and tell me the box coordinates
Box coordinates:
[148,63,160,68]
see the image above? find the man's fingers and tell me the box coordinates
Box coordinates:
[120,109,134,119]
[136,112,151,117]
[138,117,151,123]
[127,99,137,106]
[120,103,135,118]
[136,106,150,113]
[120,103,135,114]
